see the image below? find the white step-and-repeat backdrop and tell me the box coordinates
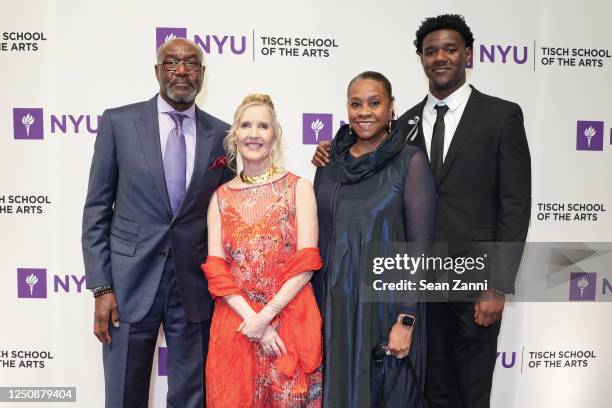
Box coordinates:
[1,1,611,407]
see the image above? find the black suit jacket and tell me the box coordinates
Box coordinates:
[398,86,531,293]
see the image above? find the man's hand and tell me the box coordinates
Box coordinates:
[474,289,505,327]
[94,292,120,344]
[311,140,331,167]
[387,320,413,359]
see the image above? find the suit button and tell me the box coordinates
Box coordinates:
[160,251,167,257]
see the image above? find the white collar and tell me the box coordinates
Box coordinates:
[425,82,471,112]
[156,94,196,120]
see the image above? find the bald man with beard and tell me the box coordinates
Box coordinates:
[82,38,234,407]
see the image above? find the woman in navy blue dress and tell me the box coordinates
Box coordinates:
[313,72,435,407]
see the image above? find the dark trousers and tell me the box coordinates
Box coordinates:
[425,302,500,408]
[103,257,210,408]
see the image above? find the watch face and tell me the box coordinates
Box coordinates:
[401,315,415,327]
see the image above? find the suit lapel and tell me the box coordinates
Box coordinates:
[135,96,173,218]
[437,87,484,186]
[173,106,214,219]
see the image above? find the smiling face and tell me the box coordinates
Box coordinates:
[347,78,394,144]
[155,39,204,109]
[235,104,277,166]
[420,29,472,100]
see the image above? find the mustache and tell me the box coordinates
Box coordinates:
[168,79,197,88]
[431,61,450,68]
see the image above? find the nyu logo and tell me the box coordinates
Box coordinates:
[12,108,101,140]
[603,278,612,295]
[13,108,44,140]
[496,351,517,368]
[569,272,597,301]
[156,27,188,49]
[16,268,86,299]
[17,268,47,298]
[158,346,168,376]
[467,44,529,68]
[155,27,247,55]
[302,113,333,144]
[576,121,604,151]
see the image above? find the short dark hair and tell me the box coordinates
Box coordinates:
[414,14,475,54]
[347,71,394,102]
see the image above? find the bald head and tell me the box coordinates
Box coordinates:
[157,38,204,64]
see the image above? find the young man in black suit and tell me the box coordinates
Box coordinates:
[398,14,531,408]
[312,14,531,408]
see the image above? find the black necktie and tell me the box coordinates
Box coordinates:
[430,104,449,182]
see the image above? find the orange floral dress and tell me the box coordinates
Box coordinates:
[203,173,323,408]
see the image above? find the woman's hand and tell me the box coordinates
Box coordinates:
[311,140,331,167]
[237,311,274,341]
[259,326,287,358]
[387,320,414,359]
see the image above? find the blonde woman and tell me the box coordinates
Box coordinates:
[202,94,323,407]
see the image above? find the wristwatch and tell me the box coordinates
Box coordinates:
[397,314,415,327]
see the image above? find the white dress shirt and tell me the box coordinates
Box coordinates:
[422,82,472,161]
[157,95,197,188]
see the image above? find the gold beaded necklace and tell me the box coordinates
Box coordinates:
[240,166,279,184]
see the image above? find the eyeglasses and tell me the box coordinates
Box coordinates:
[159,60,203,72]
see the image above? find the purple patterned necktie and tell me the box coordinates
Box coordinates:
[163,112,187,215]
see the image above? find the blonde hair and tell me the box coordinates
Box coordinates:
[224,94,283,170]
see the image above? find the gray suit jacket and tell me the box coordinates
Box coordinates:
[82,95,233,323]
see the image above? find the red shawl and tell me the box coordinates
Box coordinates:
[202,248,322,406]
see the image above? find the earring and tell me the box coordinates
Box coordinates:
[388,121,392,133]
[349,125,353,135]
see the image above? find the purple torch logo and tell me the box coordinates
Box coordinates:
[569,272,597,301]
[17,268,47,299]
[576,121,604,151]
[302,113,333,144]
[156,27,187,50]
[13,108,44,140]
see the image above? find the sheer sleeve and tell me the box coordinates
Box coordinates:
[398,149,436,315]
[403,149,436,242]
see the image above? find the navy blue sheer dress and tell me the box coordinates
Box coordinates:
[313,121,436,408]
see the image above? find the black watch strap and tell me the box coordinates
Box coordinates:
[399,315,415,327]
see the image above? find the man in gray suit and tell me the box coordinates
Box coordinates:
[82,38,233,407]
